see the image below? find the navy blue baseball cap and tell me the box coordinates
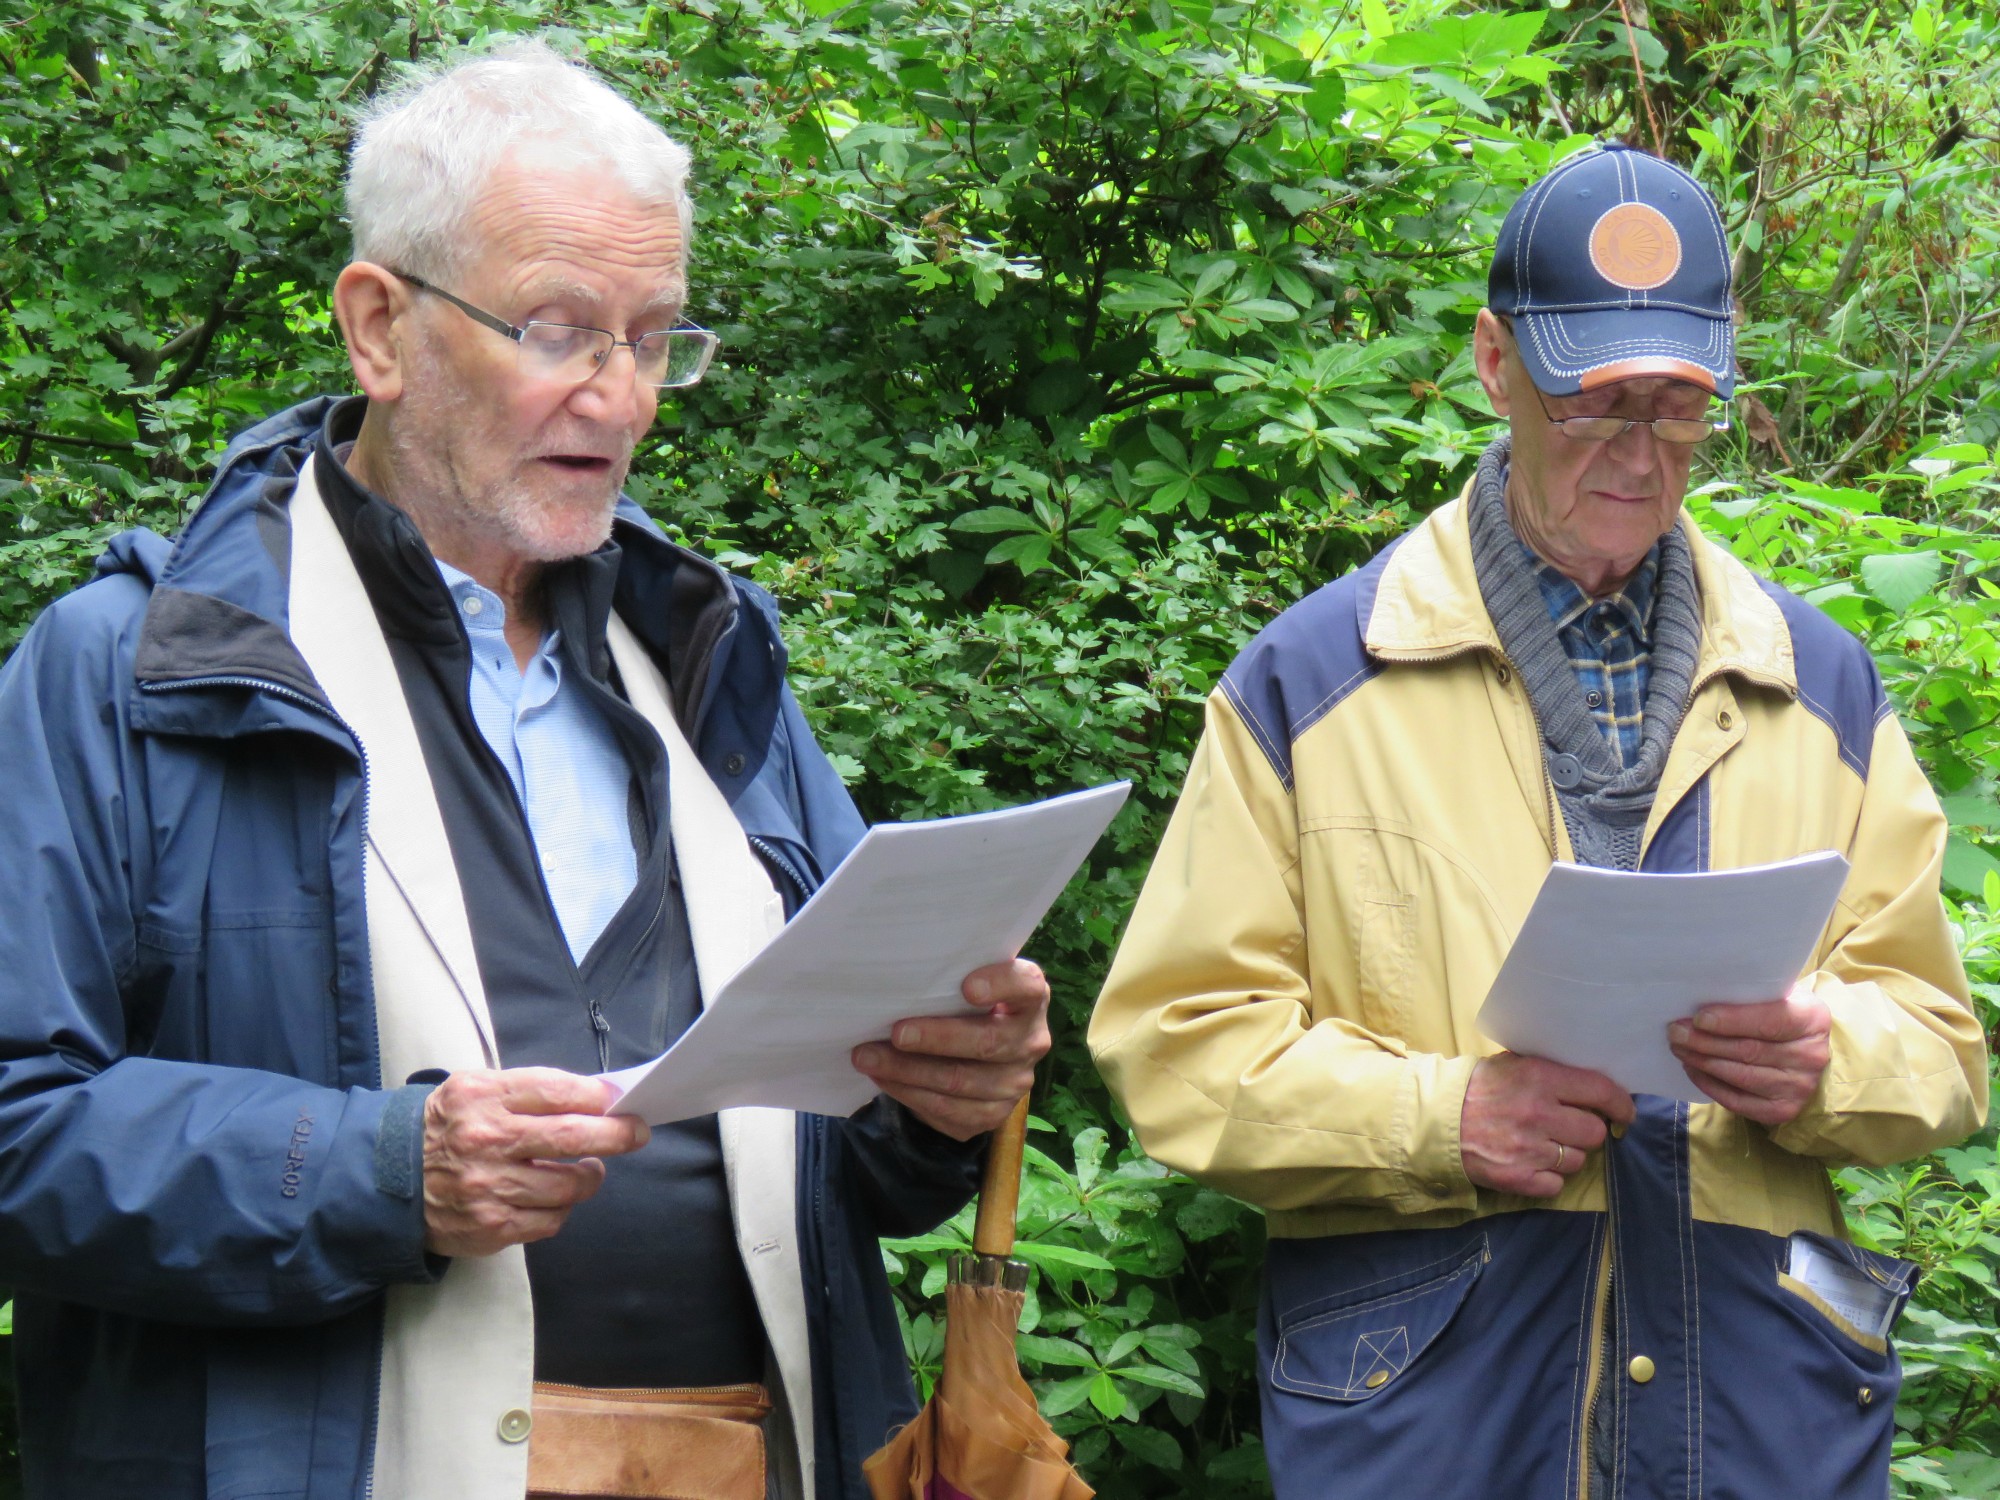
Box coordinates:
[1490,141,1736,399]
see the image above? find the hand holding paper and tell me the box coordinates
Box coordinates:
[1666,984,1834,1124]
[851,956,1053,1140]
[602,782,1129,1126]
[1477,851,1849,1105]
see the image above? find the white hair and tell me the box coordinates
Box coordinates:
[345,38,692,281]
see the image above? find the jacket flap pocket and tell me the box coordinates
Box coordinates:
[1272,1236,1487,1403]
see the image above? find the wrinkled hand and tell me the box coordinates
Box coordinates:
[422,1067,650,1258]
[1668,985,1831,1126]
[851,958,1051,1141]
[1461,1053,1636,1198]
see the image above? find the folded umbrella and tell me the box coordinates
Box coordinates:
[865,1097,1094,1500]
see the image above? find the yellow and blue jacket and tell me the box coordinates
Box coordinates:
[1091,492,1988,1499]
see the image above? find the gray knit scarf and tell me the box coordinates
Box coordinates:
[1467,437,1703,871]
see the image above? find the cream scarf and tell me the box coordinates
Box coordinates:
[285,452,815,1499]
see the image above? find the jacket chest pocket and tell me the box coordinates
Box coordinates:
[1353,836,1415,1039]
[1357,888,1415,1038]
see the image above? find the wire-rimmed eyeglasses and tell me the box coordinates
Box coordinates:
[1527,377,1729,446]
[389,270,719,390]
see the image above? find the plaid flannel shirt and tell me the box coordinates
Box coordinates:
[1527,541,1660,769]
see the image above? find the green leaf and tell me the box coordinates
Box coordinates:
[1941,835,2000,895]
[1039,1372,1098,1417]
[985,534,1054,574]
[1859,550,1943,612]
[1012,1241,1115,1272]
[953,506,1041,534]
[1088,1371,1128,1419]
[1110,1361,1204,1397]
[1016,1333,1101,1370]
[1112,1423,1183,1469]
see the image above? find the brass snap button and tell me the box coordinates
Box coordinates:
[498,1408,533,1443]
[1496,664,1512,685]
[1365,1369,1390,1389]
[1628,1355,1656,1384]
[1718,710,1734,730]
[1857,1386,1874,1407]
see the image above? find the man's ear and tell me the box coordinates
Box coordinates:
[332,262,412,402]
[1472,308,1513,418]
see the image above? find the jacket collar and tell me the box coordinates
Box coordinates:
[1363,480,1799,698]
[122,395,752,740]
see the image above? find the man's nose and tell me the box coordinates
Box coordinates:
[567,345,654,427]
[1603,418,1664,470]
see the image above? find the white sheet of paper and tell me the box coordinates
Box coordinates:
[1787,1236,1899,1338]
[601,781,1130,1125]
[1476,850,1850,1102]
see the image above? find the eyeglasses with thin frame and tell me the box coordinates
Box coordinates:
[389,270,719,390]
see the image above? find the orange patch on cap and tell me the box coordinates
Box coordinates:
[1589,203,1682,290]
[1578,357,1716,392]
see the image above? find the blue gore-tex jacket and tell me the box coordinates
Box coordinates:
[0,397,979,1500]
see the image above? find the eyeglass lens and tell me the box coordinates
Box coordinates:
[517,323,716,389]
[1554,415,1721,444]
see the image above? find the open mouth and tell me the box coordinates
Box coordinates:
[540,454,616,473]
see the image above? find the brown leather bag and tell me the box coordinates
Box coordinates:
[526,1381,772,1500]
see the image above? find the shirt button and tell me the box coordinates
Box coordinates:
[461,595,484,617]
[497,1408,532,1443]
[724,751,747,776]
[1629,1355,1656,1384]
[1548,752,1585,790]
[1585,691,1603,708]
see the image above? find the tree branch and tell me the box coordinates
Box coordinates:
[1824,297,1978,480]
[0,423,137,451]
[157,253,243,399]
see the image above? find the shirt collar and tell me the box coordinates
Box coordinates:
[1523,539,1659,643]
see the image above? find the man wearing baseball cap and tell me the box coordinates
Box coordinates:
[1092,142,1984,1497]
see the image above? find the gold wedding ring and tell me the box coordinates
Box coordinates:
[1553,1143,1570,1173]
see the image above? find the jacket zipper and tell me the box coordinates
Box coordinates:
[1576,1235,1616,1499]
[588,998,612,1073]
[746,834,812,910]
[141,671,389,1500]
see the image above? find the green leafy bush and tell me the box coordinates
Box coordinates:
[3,0,1997,1494]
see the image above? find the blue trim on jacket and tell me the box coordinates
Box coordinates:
[1756,578,1889,781]
[1218,542,1395,791]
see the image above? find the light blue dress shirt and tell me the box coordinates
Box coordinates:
[436,559,640,963]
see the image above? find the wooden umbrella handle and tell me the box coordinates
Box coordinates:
[971,1095,1032,1258]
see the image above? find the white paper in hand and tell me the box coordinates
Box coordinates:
[602,781,1130,1124]
[1477,850,1850,1101]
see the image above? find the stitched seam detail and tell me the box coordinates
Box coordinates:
[1218,673,1295,793]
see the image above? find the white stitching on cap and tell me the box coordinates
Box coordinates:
[1522,315,1730,377]
[1535,315,1729,358]
[1517,147,1604,305]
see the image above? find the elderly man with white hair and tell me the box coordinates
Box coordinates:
[0,42,1049,1500]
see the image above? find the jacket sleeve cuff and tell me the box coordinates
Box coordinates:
[1392,1053,1480,1214]
[368,1080,445,1285]
[837,1095,986,1234]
